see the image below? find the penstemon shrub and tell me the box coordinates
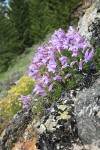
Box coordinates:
[28,26,94,98]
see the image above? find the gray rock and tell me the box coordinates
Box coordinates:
[75,76,100,150]
[78,0,100,48]
[36,90,81,150]
[36,72,100,150]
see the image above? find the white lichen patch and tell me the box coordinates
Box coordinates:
[57,105,67,111]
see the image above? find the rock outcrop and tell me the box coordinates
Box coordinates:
[75,75,100,150]
[78,0,100,48]
[35,72,100,150]
[35,90,79,150]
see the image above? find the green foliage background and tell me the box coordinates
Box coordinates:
[0,0,82,72]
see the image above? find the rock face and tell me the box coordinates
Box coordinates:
[78,0,100,48]
[0,110,32,150]
[35,72,100,150]
[75,75,100,150]
[35,91,77,150]
[35,90,81,150]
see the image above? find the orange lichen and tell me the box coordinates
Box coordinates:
[12,139,38,150]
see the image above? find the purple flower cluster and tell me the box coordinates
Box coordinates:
[18,95,31,109]
[29,26,94,97]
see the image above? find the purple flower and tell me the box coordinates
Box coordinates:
[84,49,94,62]
[90,63,96,70]
[23,105,29,109]
[88,48,94,61]
[79,59,83,70]
[65,73,72,78]
[18,95,31,103]
[41,74,52,85]
[70,46,79,57]
[59,56,68,65]
[53,75,62,81]
[62,63,69,69]
[37,62,43,67]
[47,59,57,73]
[55,28,66,39]
[29,64,38,71]
[62,39,69,49]
[49,84,53,91]
[75,33,84,43]
[34,83,47,96]
[49,34,63,52]
[84,50,89,62]
[34,84,43,92]
[70,61,76,68]
[18,95,31,110]
[67,26,75,35]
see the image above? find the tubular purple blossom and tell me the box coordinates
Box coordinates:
[18,95,31,110]
[70,61,76,68]
[79,59,83,70]
[59,56,68,65]
[84,48,94,62]
[65,73,72,78]
[53,75,62,81]
[62,63,69,69]
[49,84,53,92]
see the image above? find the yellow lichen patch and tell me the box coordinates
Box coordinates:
[44,118,57,132]
[96,111,100,117]
[57,105,67,111]
[56,111,71,120]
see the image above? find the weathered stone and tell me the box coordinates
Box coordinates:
[75,75,100,150]
[36,72,100,150]
[36,92,79,150]
[78,0,100,48]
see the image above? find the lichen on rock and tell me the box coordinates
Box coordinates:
[78,0,100,48]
